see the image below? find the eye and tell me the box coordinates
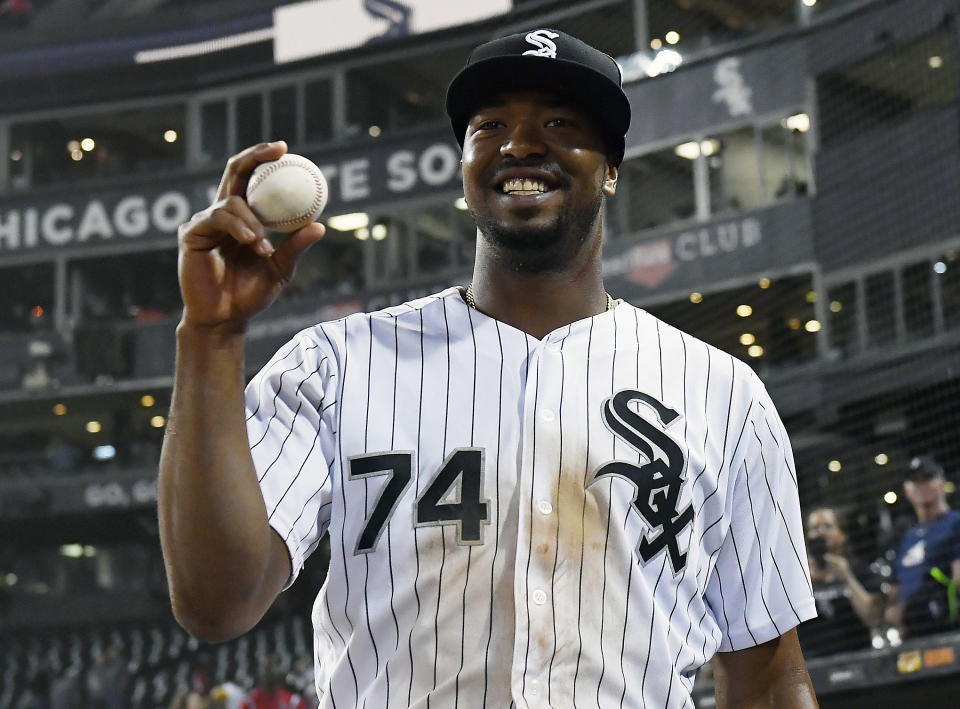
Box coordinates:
[475,120,502,131]
[547,117,577,128]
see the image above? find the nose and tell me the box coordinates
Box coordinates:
[501,119,547,160]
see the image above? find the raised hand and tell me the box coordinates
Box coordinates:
[177,141,325,332]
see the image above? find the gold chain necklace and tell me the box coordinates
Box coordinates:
[464,284,617,312]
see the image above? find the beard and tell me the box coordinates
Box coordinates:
[470,181,605,274]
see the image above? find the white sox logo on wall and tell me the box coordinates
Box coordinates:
[589,389,694,573]
[523,29,560,58]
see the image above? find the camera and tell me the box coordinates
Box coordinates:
[808,537,828,567]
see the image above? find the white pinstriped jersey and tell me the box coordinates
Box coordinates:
[245,286,816,709]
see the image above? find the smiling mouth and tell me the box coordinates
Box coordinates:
[501,178,553,196]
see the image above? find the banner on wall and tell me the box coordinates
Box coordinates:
[274,0,513,64]
[0,132,463,258]
[603,200,815,296]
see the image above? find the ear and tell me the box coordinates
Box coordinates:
[603,162,618,196]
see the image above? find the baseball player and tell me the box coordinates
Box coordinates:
[159,29,819,708]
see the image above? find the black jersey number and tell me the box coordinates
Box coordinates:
[348,448,489,554]
[415,448,489,545]
[348,452,414,554]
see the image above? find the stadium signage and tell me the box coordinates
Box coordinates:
[83,478,158,509]
[625,40,806,147]
[603,200,814,294]
[0,191,193,252]
[0,134,463,257]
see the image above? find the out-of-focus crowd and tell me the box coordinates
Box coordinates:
[13,651,316,709]
[799,455,960,657]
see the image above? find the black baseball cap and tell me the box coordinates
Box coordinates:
[906,455,945,482]
[445,29,631,166]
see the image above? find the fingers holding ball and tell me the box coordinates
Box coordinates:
[245,154,328,233]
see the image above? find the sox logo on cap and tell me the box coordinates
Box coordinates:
[523,29,560,58]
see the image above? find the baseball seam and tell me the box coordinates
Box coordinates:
[249,157,326,228]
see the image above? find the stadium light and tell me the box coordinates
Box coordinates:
[674,142,701,160]
[93,445,116,461]
[737,304,753,317]
[784,113,811,132]
[327,212,370,231]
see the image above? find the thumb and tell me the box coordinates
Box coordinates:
[271,222,325,280]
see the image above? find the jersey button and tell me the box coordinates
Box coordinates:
[539,409,555,422]
[537,500,553,515]
[533,589,548,605]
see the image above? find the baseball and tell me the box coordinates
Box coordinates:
[246,153,328,233]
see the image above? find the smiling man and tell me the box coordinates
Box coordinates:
[161,29,819,709]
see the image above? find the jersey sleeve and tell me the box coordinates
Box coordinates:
[705,375,817,651]
[245,328,339,587]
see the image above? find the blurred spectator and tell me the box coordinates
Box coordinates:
[0,0,31,28]
[798,507,884,657]
[241,654,308,709]
[45,435,81,473]
[85,645,129,709]
[885,456,960,637]
[15,662,50,709]
[49,667,84,709]
[168,690,209,709]
[209,681,249,709]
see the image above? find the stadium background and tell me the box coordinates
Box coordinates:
[1,0,959,706]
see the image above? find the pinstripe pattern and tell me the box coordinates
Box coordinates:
[245,287,816,708]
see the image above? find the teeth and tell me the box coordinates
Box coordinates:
[502,178,548,194]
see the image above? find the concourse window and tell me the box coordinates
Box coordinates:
[346,44,469,140]
[902,261,935,339]
[647,0,795,54]
[270,86,298,144]
[645,274,817,372]
[0,263,54,333]
[10,104,186,188]
[761,119,810,201]
[237,93,264,149]
[827,281,858,359]
[285,228,364,299]
[413,205,457,277]
[366,215,411,283]
[200,99,228,164]
[817,27,958,146]
[937,252,960,331]
[707,128,761,214]
[304,78,334,145]
[619,148,696,233]
[864,271,897,348]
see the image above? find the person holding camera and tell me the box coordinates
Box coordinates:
[884,456,960,637]
[798,507,885,657]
